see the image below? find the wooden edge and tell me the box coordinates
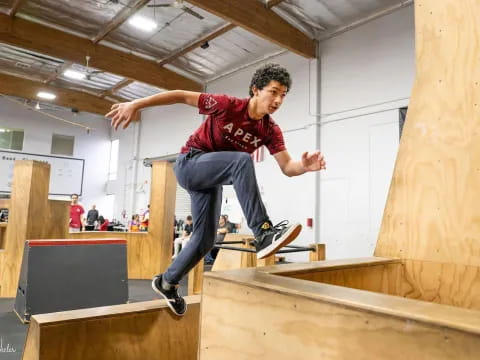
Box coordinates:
[188,261,204,295]
[27,238,125,242]
[309,243,325,261]
[203,265,480,335]
[260,257,401,275]
[32,295,201,324]
[22,316,40,360]
[71,231,148,236]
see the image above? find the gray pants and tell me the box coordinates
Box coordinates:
[163,148,269,285]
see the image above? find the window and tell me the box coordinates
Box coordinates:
[0,127,24,151]
[51,134,75,156]
[108,139,120,181]
[399,107,408,139]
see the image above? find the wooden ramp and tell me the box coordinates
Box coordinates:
[22,296,200,360]
[199,1,480,359]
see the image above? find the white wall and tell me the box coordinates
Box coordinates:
[318,5,415,259]
[0,97,113,218]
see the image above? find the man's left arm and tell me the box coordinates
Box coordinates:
[81,207,86,231]
[274,150,326,177]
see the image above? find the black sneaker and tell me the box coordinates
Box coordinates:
[151,275,187,316]
[254,220,302,259]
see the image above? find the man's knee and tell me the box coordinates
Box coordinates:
[237,152,252,163]
[235,152,254,172]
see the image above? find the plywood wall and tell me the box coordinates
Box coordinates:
[0,161,69,297]
[284,259,480,310]
[375,0,480,268]
[70,161,177,279]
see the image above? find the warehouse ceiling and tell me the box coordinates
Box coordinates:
[0,0,412,115]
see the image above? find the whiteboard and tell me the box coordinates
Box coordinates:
[0,150,84,196]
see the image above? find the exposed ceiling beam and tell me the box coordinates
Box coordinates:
[157,1,284,66]
[92,0,151,44]
[0,72,114,115]
[106,94,128,103]
[99,78,135,98]
[157,23,236,66]
[0,14,203,92]
[265,0,286,8]
[44,61,73,84]
[186,0,316,58]
[8,0,27,17]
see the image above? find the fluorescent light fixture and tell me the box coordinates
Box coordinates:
[128,16,157,32]
[64,69,86,80]
[0,129,5,133]
[37,91,56,100]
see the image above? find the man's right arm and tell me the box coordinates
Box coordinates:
[107,90,201,130]
[132,90,200,109]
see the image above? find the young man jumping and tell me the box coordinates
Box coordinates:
[107,63,326,316]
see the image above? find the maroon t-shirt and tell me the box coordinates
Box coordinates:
[69,204,84,229]
[180,93,286,155]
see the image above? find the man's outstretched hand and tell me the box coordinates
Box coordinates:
[106,101,140,130]
[301,151,327,172]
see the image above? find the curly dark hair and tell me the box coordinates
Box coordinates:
[249,63,292,97]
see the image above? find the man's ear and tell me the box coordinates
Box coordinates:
[251,85,259,96]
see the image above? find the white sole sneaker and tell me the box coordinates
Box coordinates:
[256,223,302,259]
[151,277,187,316]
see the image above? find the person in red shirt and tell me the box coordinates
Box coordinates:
[98,216,110,231]
[69,193,84,232]
[107,64,326,316]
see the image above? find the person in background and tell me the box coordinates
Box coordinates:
[205,215,233,265]
[69,193,84,233]
[98,216,110,231]
[0,209,7,223]
[86,204,99,228]
[222,214,235,233]
[173,215,178,242]
[172,215,193,259]
[129,214,140,232]
[224,214,241,233]
[140,204,150,231]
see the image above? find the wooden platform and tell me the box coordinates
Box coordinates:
[70,231,154,278]
[22,296,201,360]
[0,161,69,297]
[70,161,177,279]
[0,160,175,297]
[283,258,480,310]
[200,261,480,359]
